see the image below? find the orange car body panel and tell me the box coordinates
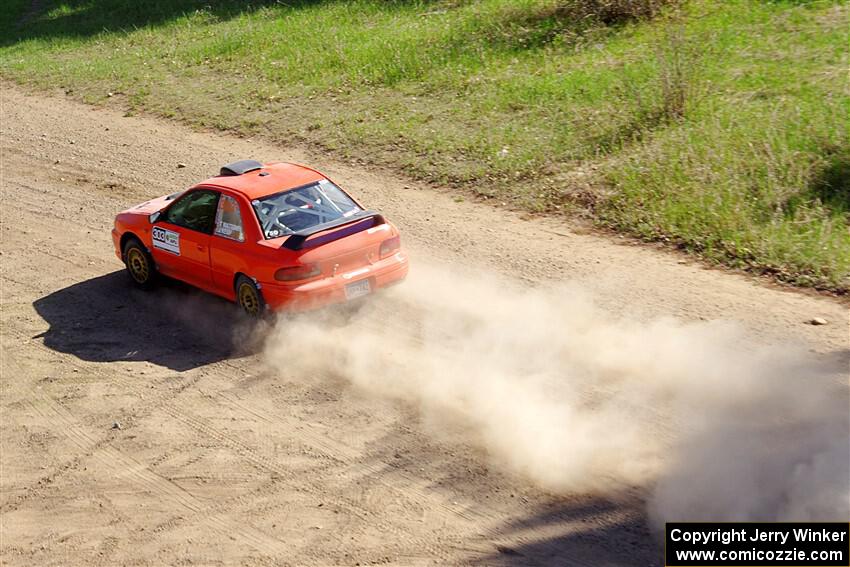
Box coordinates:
[112,162,409,311]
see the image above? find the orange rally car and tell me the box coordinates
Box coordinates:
[112,160,409,315]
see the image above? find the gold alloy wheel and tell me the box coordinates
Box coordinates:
[238,282,260,316]
[126,248,150,283]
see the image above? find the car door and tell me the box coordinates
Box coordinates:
[151,189,219,289]
[209,192,251,294]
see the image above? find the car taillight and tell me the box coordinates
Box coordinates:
[379,235,400,259]
[274,264,321,281]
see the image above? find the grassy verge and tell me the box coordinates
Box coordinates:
[2,0,848,291]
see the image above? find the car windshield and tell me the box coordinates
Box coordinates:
[251,179,362,239]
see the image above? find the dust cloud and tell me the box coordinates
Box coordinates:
[263,261,849,524]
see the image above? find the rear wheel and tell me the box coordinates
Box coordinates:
[235,275,265,318]
[123,239,157,289]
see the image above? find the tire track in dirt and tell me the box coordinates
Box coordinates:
[7,309,598,565]
[4,363,293,559]
[214,387,484,522]
[156,401,475,562]
[0,335,201,507]
[2,327,475,563]
[209,387,603,566]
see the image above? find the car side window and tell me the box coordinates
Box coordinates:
[163,190,220,234]
[214,194,245,242]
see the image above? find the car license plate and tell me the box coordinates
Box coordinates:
[344,279,371,300]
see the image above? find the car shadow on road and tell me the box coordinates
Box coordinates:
[32,270,260,371]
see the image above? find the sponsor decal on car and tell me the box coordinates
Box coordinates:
[152,226,180,255]
[216,221,241,237]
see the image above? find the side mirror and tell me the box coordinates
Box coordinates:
[149,211,161,224]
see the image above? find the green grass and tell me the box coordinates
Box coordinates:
[2,0,848,291]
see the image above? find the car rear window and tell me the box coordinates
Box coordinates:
[251,179,362,239]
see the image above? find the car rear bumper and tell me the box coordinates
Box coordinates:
[260,252,409,312]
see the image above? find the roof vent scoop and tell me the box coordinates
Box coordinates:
[219,159,263,176]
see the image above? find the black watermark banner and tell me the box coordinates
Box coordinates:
[666,523,850,566]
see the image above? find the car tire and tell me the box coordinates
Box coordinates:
[123,238,157,289]
[235,275,265,318]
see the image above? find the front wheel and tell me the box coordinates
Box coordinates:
[235,275,265,318]
[123,239,157,289]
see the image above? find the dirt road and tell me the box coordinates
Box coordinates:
[1,84,847,566]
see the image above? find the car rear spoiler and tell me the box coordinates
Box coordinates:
[281,210,386,251]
